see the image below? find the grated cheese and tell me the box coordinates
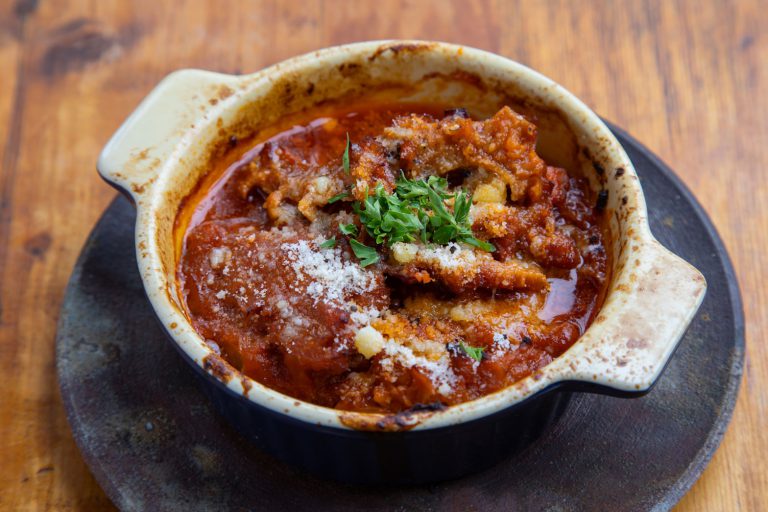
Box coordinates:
[415,242,476,269]
[280,239,377,307]
[379,338,457,395]
[349,307,381,326]
[354,326,385,358]
[493,332,511,350]
[208,247,232,269]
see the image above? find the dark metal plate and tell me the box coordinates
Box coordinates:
[56,127,744,511]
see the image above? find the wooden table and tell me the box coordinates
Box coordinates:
[1,1,764,509]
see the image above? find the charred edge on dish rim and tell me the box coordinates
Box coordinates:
[421,70,488,92]
[202,354,234,383]
[340,402,448,431]
[367,42,435,62]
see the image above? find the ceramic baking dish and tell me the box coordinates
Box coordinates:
[97,40,706,483]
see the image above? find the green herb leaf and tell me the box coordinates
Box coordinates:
[349,239,379,267]
[327,191,350,204]
[459,341,485,362]
[431,225,455,244]
[461,235,495,252]
[339,223,359,237]
[342,133,351,174]
[453,190,471,224]
[319,237,336,249]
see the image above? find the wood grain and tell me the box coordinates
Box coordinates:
[0,0,764,509]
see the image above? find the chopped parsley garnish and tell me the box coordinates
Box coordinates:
[342,133,351,174]
[339,223,359,237]
[319,237,336,249]
[335,141,493,266]
[351,174,495,252]
[459,341,485,362]
[349,239,379,267]
[327,191,350,204]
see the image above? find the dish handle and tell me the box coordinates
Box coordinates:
[555,240,707,395]
[97,69,239,200]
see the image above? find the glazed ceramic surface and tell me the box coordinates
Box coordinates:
[97,40,706,431]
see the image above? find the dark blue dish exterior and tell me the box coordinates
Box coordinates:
[190,361,572,485]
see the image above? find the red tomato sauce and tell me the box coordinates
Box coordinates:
[178,103,608,413]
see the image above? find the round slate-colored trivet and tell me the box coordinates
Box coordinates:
[56,126,744,512]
